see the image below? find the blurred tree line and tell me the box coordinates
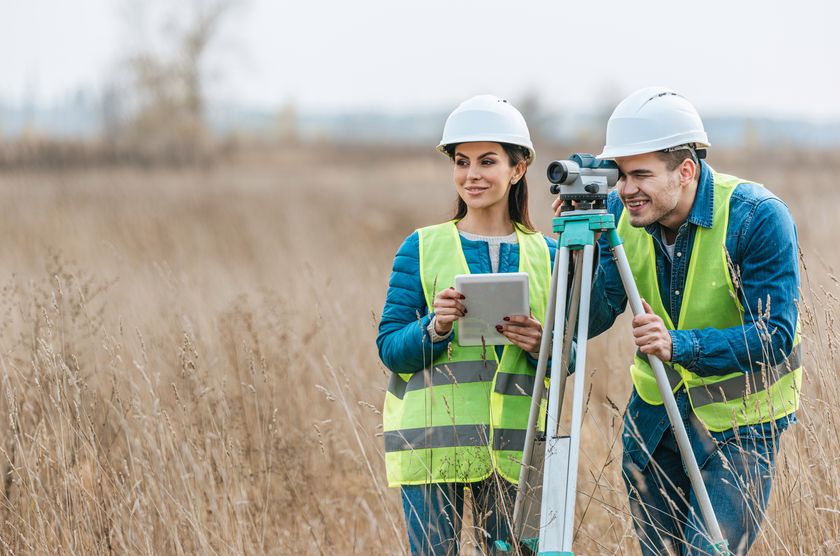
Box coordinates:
[1,0,238,168]
[105,0,236,164]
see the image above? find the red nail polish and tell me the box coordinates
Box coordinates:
[496,325,503,331]
[503,317,510,321]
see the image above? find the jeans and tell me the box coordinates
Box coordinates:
[622,418,782,555]
[400,476,523,555]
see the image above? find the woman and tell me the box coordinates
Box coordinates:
[376,95,556,555]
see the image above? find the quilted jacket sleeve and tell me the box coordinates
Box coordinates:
[376,232,449,373]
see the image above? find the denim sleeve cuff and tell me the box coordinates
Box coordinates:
[669,329,699,369]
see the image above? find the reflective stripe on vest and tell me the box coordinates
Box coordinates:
[382,221,550,486]
[387,360,536,400]
[636,342,802,407]
[383,425,528,452]
[618,170,802,432]
[386,361,497,400]
[687,343,802,408]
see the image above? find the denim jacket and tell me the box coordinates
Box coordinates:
[588,161,800,469]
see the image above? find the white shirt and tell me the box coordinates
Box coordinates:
[661,230,676,261]
[428,230,519,341]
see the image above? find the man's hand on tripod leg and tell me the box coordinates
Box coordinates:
[632,299,673,362]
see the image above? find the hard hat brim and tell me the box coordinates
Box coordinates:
[437,136,535,164]
[597,137,711,160]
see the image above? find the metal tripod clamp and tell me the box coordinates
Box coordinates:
[552,212,615,246]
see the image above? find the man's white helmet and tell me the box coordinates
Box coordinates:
[597,87,710,159]
[437,95,535,164]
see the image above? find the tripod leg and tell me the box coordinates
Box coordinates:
[532,247,572,552]
[556,250,584,417]
[538,244,593,554]
[512,235,563,536]
[563,244,595,550]
[610,238,729,554]
[511,246,584,551]
[545,246,572,435]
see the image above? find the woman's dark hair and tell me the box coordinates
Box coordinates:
[444,142,536,233]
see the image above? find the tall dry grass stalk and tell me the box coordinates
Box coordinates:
[0,145,837,554]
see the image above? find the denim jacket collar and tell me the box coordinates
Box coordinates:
[643,160,714,236]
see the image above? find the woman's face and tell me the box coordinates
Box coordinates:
[452,142,524,214]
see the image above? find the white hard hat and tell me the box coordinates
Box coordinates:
[437,95,535,164]
[597,87,711,159]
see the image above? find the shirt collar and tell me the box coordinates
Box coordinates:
[689,161,714,229]
[643,160,714,235]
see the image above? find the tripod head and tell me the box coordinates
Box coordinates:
[547,154,619,213]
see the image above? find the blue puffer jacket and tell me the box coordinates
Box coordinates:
[376,228,557,373]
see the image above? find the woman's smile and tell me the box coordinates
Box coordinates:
[464,185,489,195]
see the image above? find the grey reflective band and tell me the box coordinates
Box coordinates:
[492,428,528,451]
[383,425,528,453]
[386,360,498,400]
[494,372,536,397]
[689,343,802,408]
[384,424,489,452]
[635,350,683,390]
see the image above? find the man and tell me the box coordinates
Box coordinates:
[582,87,801,555]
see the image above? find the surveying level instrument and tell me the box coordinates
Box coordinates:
[496,154,730,555]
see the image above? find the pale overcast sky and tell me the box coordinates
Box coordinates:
[2,0,838,120]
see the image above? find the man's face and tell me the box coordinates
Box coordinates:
[615,152,682,228]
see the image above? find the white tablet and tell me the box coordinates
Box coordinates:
[453,272,530,346]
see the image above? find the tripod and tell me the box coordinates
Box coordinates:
[499,207,730,555]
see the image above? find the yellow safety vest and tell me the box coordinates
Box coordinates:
[618,170,802,432]
[382,221,551,486]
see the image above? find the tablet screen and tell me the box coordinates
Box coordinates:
[454,272,530,346]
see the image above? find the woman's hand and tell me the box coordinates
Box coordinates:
[497,314,542,353]
[432,287,466,335]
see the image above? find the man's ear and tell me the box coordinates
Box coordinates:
[679,158,697,187]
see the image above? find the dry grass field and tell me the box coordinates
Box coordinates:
[0,144,838,554]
